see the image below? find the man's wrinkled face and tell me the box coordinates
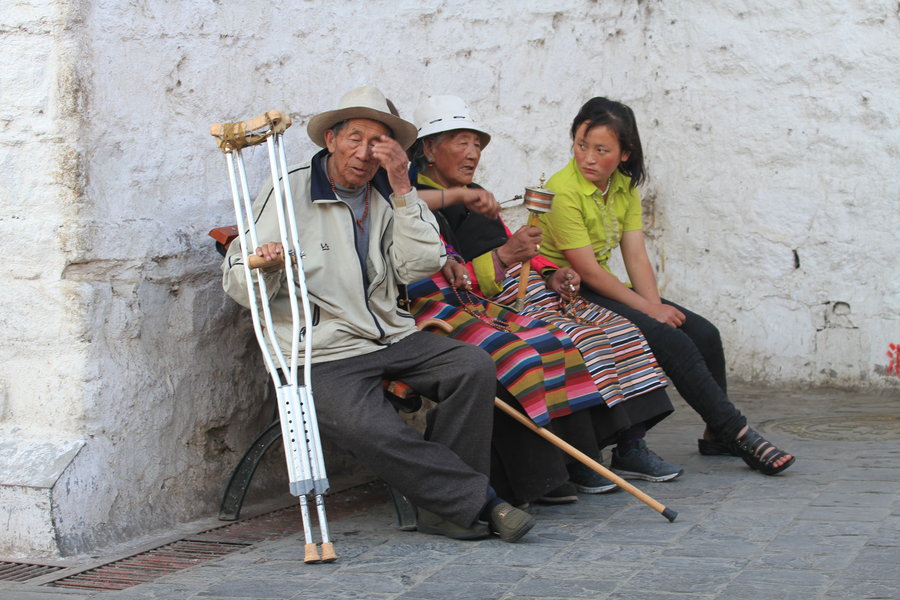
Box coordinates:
[325,119,392,189]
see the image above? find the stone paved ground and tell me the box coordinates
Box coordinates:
[3,384,898,599]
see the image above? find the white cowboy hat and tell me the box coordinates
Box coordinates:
[307,85,418,150]
[413,95,491,148]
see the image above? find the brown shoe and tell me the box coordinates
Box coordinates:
[416,509,491,540]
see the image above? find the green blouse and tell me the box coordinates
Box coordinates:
[539,158,643,282]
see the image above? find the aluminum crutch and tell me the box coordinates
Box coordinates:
[210,111,336,564]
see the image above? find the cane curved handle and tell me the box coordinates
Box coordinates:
[417,318,453,334]
[210,110,292,152]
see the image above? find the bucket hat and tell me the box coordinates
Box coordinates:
[413,95,491,148]
[307,85,418,150]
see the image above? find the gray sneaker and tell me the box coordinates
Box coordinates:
[567,463,618,494]
[611,440,683,482]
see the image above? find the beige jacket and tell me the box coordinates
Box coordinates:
[223,150,446,364]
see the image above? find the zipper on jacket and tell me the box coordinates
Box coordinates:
[339,199,387,340]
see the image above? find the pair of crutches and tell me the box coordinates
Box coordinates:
[210,111,336,564]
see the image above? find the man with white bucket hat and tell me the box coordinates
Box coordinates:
[223,85,534,542]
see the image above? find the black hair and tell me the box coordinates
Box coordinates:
[570,97,645,188]
[407,131,454,171]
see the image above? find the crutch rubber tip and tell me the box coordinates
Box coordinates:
[320,542,338,563]
[304,543,321,564]
[662,507,678,522]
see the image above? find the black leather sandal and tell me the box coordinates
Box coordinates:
[697,437,739,456]
[732,427,795,475]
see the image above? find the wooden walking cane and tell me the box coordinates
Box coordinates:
[418,318,678,523]
[513,179,555,311]
[211,110,337,563]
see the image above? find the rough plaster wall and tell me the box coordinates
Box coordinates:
[624,1,900,387]
[0,2,86,436]
[1,0,897,556]
[0,0,96,556]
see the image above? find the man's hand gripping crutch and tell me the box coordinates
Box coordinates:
[210,111,337,564]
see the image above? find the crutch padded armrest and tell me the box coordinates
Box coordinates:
[210,225,239,257]
[382,380,423,414]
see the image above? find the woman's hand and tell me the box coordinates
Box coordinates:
[496,225,542,265]
[371,135,412,196]
[441,260,471,290]
[547,268,580,300]
[462,188,500,219]
[645,303,686,328]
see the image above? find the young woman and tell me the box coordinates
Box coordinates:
[538,97,794,476]
[406,95,684,497]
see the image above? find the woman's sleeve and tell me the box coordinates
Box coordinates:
[471,251,503,297]
[543,190,592,250]
[621,187,644,232]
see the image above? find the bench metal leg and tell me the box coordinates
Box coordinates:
[219,419,283,521]
[220,391,423,525]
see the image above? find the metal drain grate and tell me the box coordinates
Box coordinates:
[51,538,250,591]
[0,561,64,582]
[33,480,389,591]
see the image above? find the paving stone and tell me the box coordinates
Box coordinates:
[622,557,743,594]
[538,559,638,582]
[6,384,900,600]
[395,581,510,599]
[195,577,304,598]
[823,578,900,599]
[607,592,716,600]
[422,564,527,585]
[730,567,828,587]
[796,505,892,522]
[717,581,827,600]
[753,549,857,572]
[510,576,618,599]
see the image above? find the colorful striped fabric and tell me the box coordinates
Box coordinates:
[408,274,605,426]
[495,264,669,408]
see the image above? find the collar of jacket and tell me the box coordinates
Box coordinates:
[309,148,394,205]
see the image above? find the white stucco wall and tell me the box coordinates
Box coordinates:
[1,0,897,556]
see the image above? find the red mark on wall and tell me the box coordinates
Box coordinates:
[887,343,900,376]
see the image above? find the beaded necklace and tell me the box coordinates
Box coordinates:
[452,286,511,332]
[329,176,371,231]
[591,174,622,258]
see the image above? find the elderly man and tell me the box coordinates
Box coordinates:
[222,86,533,542]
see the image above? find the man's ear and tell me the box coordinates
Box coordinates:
[324,128,337,153]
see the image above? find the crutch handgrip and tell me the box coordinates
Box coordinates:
[247,253,284,272]
[210,110,292,152]
[246,252,298,271]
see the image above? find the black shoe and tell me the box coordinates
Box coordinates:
[567,463,618,493]
[489,501,535,543]
[538,482,579,504]
[611,440,683,482]
[416,509,490,540]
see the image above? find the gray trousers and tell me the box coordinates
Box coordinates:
[311,331,496,527]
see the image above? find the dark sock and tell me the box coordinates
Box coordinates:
[616,423,647,453]
[479,486,503,522]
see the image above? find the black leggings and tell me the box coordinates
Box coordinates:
[579,290,747,441]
